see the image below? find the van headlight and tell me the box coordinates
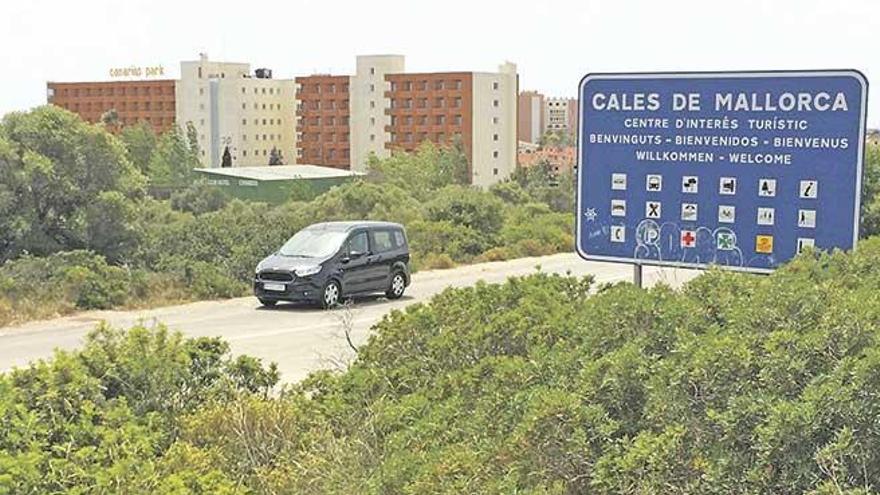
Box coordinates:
[294,265,322,277]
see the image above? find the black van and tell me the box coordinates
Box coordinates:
[253,221,411,308]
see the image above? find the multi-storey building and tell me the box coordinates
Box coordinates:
[294,75,351,169]
[544,97,578,136]
[385,72,474,162]
[350,55,406,172]
[517,90,544,144]
[46,79,176,133]
[295,55,518,186]
[176,54,297,168]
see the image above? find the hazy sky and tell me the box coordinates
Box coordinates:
[2,0,878,126]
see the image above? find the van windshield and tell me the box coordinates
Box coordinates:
[278,229,347,258]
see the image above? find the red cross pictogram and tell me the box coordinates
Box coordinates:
[681,230,696,247]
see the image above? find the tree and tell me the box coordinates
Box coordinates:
[221,146,232,168]
[366,141,469,200]
[148,124,200,194]
[119,122,158,175]
[170,181,231,215]
[0,106,146,261]
[268,146,284,166]
[860,143,880,237]
[100,108,119,128]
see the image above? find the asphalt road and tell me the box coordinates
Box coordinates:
[0,254,698,382]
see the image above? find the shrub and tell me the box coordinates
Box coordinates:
[417,252,456,270]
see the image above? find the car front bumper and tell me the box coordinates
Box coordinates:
[253,277,323,302]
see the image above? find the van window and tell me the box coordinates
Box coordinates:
[348,231,369,255]
[393,230,407,248]
[371,230,394,252]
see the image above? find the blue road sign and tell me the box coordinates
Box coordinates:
[576,70,868,273]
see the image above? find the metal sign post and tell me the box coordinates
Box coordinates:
[576,70,868,275]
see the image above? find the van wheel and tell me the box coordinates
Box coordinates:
[259,299,277,307]
[321,280,341,309]
[386,272,406,299]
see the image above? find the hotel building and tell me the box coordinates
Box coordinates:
[176,54,296,168]
[296,55,517,186]
[46,79,176,134]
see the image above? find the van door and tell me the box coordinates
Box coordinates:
[367,229,396,291]
[341,230,371,295]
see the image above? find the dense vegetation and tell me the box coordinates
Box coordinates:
[0,106,573,325]
[4,238,880,493]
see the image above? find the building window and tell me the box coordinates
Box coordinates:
[370,117,375,126]
[493,82,499,90]
[263,119,267,125]
[493,151,499,158]
[435,115,446,125]
[199,103,204,110]
[370,67,375,75]
[434,80,444,90]
[242,88,246,94]
[242,103,246,110]
[492,117,499,124]
[370,100,375,109]
[370,134,375,142]
[200,119,205,126]
[419,115,428,125]
[493,100,499,107]
[454,115,462,125]
[199,88,204,95]
[243,150,247,157]
[454,80,462,90]
[262,104,266,110]
[435,97,444,108]
[404,81,412,91]
[370,84,375,92]
[493,134,498,141]
[454,97,462,108]
[493,168,499,175]
[405,116,413,125]
[242,135,247,141]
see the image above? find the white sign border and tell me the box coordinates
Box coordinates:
[575,69,869,275]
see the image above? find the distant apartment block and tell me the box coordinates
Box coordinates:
[295,55,518,186]
[517,92,579,143]
[294,75,351,169]
[544,97,578,136]
[517,90,544,143]
[47,54,296,168]
[176,54,296,168]
[46,79,176,133]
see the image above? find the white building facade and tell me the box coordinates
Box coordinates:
[176,54,296,168]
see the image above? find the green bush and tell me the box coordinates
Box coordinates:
[165,237,880,493]
[5,239,880,491]
[0,324,277,493]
